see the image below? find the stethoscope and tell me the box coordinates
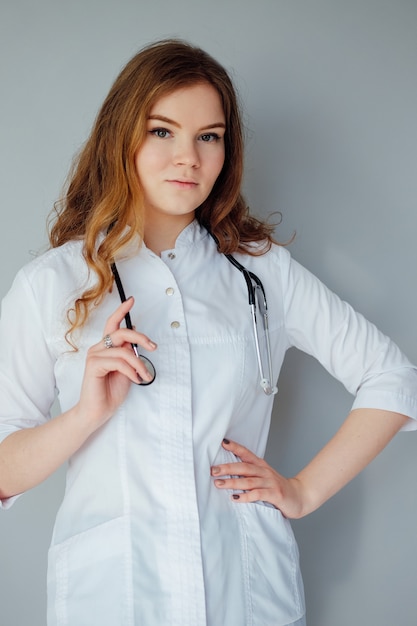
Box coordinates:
[111,260,157,386]
[111,235,278,396]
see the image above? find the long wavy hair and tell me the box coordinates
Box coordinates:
[49,39,278,337]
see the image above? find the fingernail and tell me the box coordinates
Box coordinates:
[214,479,225,486]
[126,296,133,301]
[232,494,240,500]
[148,340,157,349]
[211,466,220,475]
[136,371,152,383]
[223,438,230,445]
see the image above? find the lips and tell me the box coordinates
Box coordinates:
[167,179,198,189]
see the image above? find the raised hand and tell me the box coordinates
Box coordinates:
[74,297,157,433]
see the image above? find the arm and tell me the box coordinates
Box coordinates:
[0,406,99,500]
[0,297,156,501]
[211,408,409,519]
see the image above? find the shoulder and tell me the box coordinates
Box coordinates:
[234,241,293,277]
[21,239,86,281]
[236,242,327,311]
[21,239,88,289]
[6,239,90,314]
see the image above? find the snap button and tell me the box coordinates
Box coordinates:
[165,287,174,296]
[168,252,176,260]
[170,321,180,329]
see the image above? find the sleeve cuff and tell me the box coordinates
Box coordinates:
[352,388,417,432]
[0,493,22,510]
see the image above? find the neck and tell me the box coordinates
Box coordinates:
[143,212,195,256]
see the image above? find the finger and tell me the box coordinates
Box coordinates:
[103,296,136,335]
[213,473,280,509]
[229,489,277,506]
[214,476,272,491]
[87,351,149,385]
[222,438,266,466]
[99,328,157,352]
[88,346,154,383]
[211,461,268,478]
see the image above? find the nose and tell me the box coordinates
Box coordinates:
[173,138,200,168]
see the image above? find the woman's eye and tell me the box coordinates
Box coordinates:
[200,133,220,143]
[150,128,170,139]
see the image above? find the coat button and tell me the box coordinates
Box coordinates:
[168,252,176,259]
[170,321,180,329]
[165,287,174,296]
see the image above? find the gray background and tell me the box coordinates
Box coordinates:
[1,1,416,625]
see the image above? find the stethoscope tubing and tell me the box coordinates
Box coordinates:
[110,261,156,385]
[110,231,277,395]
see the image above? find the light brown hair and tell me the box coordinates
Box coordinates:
[49,39,277,337]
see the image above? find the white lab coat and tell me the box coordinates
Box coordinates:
[1,220,416,626]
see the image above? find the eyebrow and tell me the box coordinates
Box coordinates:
[148,114,226,130]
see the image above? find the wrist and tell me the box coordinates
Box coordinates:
[288,476,321,519]
[63,404,102,443]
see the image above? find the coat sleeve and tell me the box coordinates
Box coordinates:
[276,247,417,430]
[0,268,57,509]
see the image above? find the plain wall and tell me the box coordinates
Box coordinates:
[1,1,416,625]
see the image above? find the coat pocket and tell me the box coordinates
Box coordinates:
[47,516,132,626]
[237,501,305,626]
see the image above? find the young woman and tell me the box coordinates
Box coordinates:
[0,39,416,626]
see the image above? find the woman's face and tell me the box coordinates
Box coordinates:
[135,82,226,225]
